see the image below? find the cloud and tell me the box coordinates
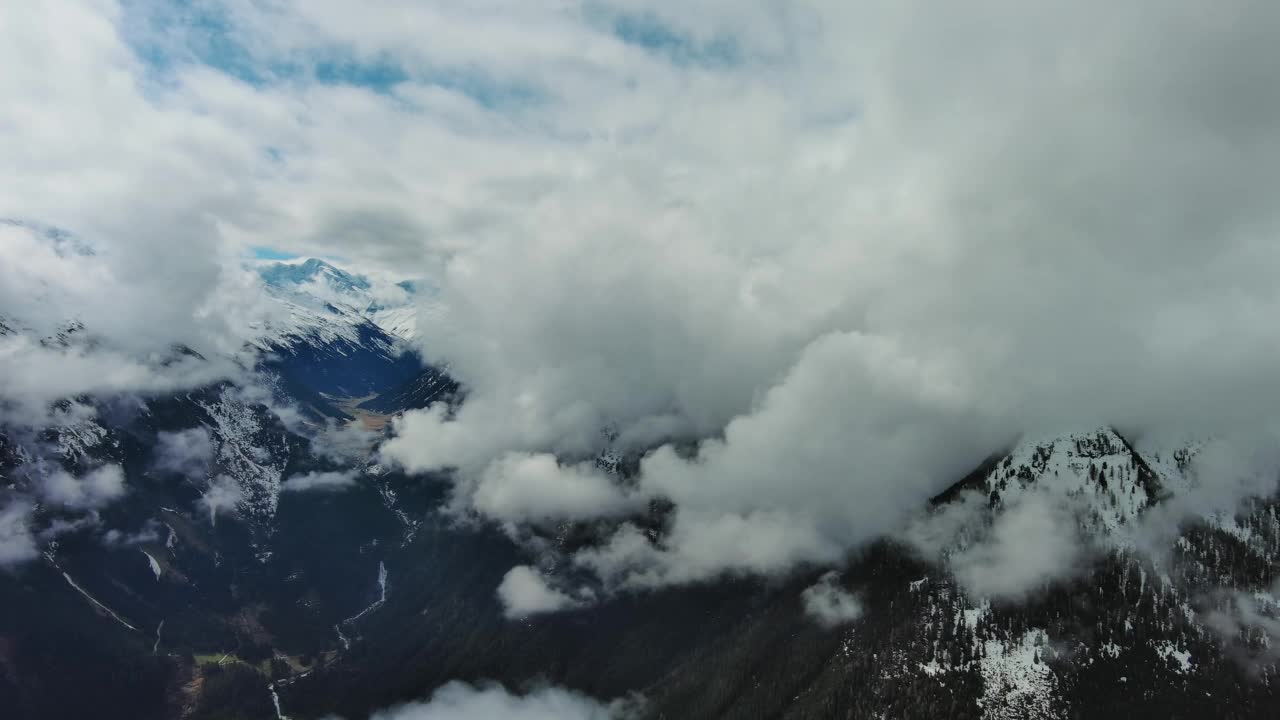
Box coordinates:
[0,334,230,424]
[366,0,1280,593]
[153,427,215,477]
[496,565,582,619]
[471,453,642,524]
[1129,431,1280,559]
[1204,581,1280,670]
[39,465,128,511]
[896,430,1280,600]
[555,332,999,588]
[101,521,162,547]
[362,681,629,720]
[0,501,39,569]
[801,571,863,628]
[312,420,381,463]
[902,491,989,563]
[198,475,243,524]
[38,514,102,541]
[281,470,358,493]
[6,0,1280,600]
[948,492,1085,600]
[0,0,280,356]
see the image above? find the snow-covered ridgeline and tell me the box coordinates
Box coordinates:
[251,258,420,349]
[981,428,1154,535]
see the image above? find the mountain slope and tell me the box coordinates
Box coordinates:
[256,258,422,343]
[278,427,1280,720]
[6,290,1280,720]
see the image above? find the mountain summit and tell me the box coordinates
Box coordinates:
[259,258,373,295]
[256,258,420,342]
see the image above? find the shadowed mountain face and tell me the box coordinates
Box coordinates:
[253,259,429,400]
[276,430,1280,720]
[259,319,424,399]
[357,365,459,415]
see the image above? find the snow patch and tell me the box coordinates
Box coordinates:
[978,628,1062,720]
[983,429,1150,539]
[1156,641,1193,673]
[142,549,161,580]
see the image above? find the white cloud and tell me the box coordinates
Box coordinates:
[801,571,863,628]
[362,681,628,720]
[375,0,1280,592]
[471,453,642,524]
[568,332,1000,588]
[153,427,215,477]
[0,501,39,569]
[496,565,581,619]
[198,475,243,524]
[39,465,128,511]
[902,491,988,563]
[38,514,102,541]
[6,0,1280,597]
[0,334,231,423]
[101,522,162,547]
[281,470,358,493]
[949,493,1084,600]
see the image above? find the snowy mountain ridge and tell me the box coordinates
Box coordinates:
[254,258,421,344]
[978,427,1162,536]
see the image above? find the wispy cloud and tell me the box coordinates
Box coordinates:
[281,469,358,493]
[0,501,39,569]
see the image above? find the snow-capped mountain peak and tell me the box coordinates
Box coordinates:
[260,258,372,296]
[980,427,1161,533]
[254,258,421,343]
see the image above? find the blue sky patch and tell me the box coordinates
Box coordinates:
[120,1,542,109]
[121,0,275,86]
[250,246,299,261]
[606,10,743,69]
[315,57,409,94]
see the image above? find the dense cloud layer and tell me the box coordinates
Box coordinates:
[5,1,1280,598]
[376,0,1280,592]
